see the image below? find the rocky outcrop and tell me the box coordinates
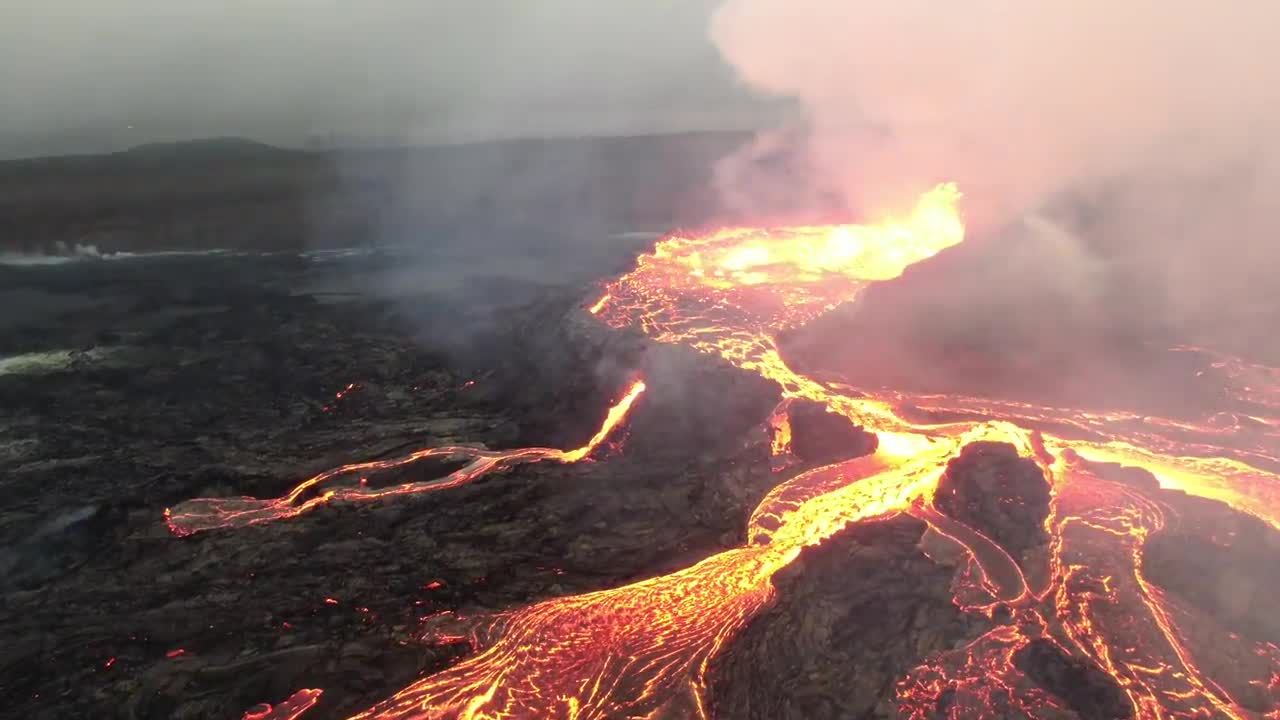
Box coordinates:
[707,517,988,719]
[787,399,878,465]
[1143,496,1280,645]
[933,442,1051,564]
[1013,640,1132,720]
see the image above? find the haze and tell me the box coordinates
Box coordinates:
[6,0,1278,354]
[712,0,1280,356]
[0,1,774,159]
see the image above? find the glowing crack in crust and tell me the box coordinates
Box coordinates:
[173,182,1280,718]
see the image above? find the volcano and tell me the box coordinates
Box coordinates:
[7,183,1279,720]
[179,184,1280,719]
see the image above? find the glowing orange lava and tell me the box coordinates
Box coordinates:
[587,293,611,315]
[176,182,1280,719]
[242,689,323,720]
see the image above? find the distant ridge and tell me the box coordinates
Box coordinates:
[0,136,304,175]
[1,130,754,167]
[0,130,746,256]
[122,136,292,159]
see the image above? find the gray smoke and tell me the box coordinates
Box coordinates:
[0,1,767,158]
[709,1,1280,355]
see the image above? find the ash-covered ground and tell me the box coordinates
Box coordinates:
[2,244,1276,720]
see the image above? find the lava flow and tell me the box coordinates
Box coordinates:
[173,183,1280,719]
[242,689,324,720]
[165,380,645,536]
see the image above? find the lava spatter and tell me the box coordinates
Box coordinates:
[174,182,1280,718]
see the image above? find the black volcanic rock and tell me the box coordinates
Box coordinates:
[468,288,781,459]
[787,399,878,464]
[1014,639,1132,720]
[1082,458,1280,646]
[934,442,1051,562]
[1143,498,1280,644]
[1142,504,1280,714]
[0,255,788,720]
[707,517,988,719]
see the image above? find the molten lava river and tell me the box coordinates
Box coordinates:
[168,184,1280,719]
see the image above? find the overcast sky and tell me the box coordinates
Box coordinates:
[0,1,778,158]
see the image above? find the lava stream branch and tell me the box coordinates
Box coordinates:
[350,445,962,719]
[165,380,645,536]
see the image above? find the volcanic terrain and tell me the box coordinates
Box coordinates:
[3,184,1279,720]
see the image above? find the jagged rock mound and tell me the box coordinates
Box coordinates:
[1013,640,1132,720]
[934,442,1050,562]
[707,517,988,719]
[1070,455,1161,493]
[787,400,878,464]
[1143,495,1280,644]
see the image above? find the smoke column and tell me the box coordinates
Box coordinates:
[710,0,1279,222]
[708,0,1280,353]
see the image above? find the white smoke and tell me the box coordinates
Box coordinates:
[709,0,1280,353]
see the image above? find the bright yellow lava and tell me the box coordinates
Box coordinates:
[656,183,964,288]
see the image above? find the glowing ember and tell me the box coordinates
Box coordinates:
[175,181,1280,718]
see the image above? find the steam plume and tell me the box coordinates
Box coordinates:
[709,0,1280,352]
